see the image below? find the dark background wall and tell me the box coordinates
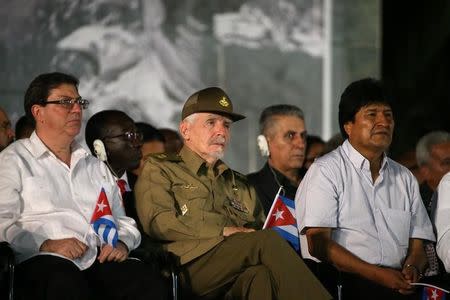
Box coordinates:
[383,1,450,158]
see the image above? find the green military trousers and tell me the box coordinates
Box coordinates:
[181,229,331,300]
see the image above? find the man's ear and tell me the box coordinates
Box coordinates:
[31,104,43,124]
[343,122,353,137]
[179,121,189,141]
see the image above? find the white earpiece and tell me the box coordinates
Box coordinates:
[257,135,270,157]
[93,139,108,162]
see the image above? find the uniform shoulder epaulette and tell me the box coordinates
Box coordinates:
[233,170,248,181]
[147,152,182,162]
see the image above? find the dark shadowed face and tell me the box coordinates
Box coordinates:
[103,115,143,175]
[0,109,14,151]
[344,103,394,156]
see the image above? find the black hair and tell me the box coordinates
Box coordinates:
[135,122,165,143]
[15,115,35,139]
[85,110,132,155]
[338,78,392,139]
[24,72,79,124]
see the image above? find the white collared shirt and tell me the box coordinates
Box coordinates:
[0,132,141,270]
[434,172,450,272]
[296,139,435,268]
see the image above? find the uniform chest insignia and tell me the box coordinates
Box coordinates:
[182,184,198,190]
[181,204,188,216]
[230,198,249,213]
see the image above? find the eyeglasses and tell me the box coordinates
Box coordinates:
[104,131,143,142]
[43,98,90,110]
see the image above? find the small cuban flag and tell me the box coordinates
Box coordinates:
[421,285,448,300]
[91,188,118,247]
[263,187,300,252]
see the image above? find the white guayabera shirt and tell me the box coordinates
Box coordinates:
[0,132,141,270]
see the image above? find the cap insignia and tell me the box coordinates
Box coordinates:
[219,97,229,107]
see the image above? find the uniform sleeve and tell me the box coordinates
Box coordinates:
[135,159,223,241]
[0,151,47,256]
[295,161,339,234]
[435,172,450,272]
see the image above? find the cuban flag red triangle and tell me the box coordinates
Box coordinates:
[90,188,118,247]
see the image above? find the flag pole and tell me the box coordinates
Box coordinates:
[263,186,283,229]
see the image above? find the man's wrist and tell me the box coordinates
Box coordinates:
[404,264,423,278]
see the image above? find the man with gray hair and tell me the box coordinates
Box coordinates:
[135,87,331,300]
[248,104,307,214]
[416,131,450,214]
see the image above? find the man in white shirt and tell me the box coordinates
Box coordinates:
[85,110,144,226]
[0,72,167,300]
[296,78,435,299]
[434,172,450,272]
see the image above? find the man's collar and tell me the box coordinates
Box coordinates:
[179,145,229,176]
[342,139,388,171]
[29,131,88,160]
[264,162,302,188]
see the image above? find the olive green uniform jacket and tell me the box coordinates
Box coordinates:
[135,146,265,264]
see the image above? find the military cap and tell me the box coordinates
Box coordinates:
[181,87,245,122]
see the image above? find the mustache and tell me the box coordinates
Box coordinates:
[209,136,226,145]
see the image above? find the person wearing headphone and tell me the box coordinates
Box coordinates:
[247,104,307,215]
[0,73,167,300]
[85,110,144,223]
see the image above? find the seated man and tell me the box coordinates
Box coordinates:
[135,87,331,300]
[0,107,15,151]
[248,104,307,214]
[85,110,144,224]
[416,131,450,214]
[296,78,435,300]
[159,127,183,154]
[132,122,166,178]
[0,73,167,300]
[434,171,450,272]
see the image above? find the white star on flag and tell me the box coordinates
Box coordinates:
[431,289,438,300]
[97,201,107,212]
[272,208,284,220]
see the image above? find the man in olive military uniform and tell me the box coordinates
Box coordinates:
[135,87,331,300]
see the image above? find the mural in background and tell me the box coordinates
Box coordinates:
[0,0,379,172]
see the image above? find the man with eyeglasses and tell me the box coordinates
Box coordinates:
[85,110,144,226]
[0,72,167,300]
[135,87,331,300]
[0,107,15,151]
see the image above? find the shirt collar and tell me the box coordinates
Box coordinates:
[342,139,388,172]
[28,131,89,161]
[179,145,230,176]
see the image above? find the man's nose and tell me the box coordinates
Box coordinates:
[214,123,229,136]
[71,102,83,113]
[376,113,393,126]
[293,134,306,148]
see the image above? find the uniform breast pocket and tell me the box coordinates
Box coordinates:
[172,185,208,216]
[381,208,411,247]
[22,177,55,212]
